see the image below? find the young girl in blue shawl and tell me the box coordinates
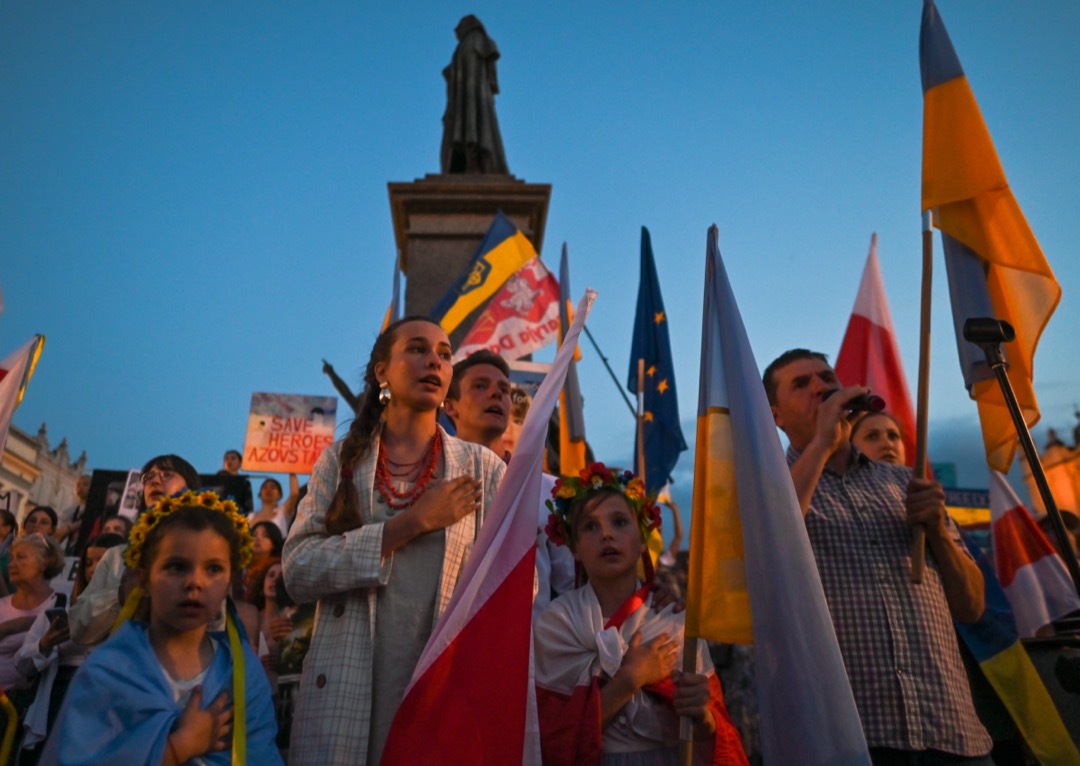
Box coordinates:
[43,492,282,766]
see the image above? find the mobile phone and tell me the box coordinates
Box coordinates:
[45,607,67,625]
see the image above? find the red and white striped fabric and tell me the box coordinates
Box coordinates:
[381,290,596,766]
[990,471,1080,637]
[452,257,561,364]
[835,234,917,468]
[0,336,43,455]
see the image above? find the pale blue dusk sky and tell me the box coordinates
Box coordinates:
[3,2,1079,509]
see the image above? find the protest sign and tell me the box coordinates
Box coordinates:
[242,393,337,474]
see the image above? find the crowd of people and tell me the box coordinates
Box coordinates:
[0,318,1055,765]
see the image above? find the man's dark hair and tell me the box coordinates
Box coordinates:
[447,350,510,401]
[762,349,830,405]
[224,449,242,461]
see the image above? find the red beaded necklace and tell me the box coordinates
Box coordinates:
[375,430,442,510]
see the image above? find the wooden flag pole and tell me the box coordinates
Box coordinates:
[637,354,698,764]
[911,211,934,583]
[677,636,698,766]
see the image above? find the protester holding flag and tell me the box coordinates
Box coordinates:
[765,349,992,763]
[533,464,747,765]
[281,317,505,765]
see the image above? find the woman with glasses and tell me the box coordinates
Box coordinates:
[68,454,200,646]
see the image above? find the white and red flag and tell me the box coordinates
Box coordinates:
[835,233,918,467]
[452,257,561,364]
[989,471,1080,637]
[381,289,597,766]
[0,335,44,455]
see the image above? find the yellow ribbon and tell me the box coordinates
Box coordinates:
[225,607,247,765]
[111,585,144,634]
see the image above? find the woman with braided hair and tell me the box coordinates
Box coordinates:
[282,317,505,765]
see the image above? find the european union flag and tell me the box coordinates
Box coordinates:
[627,227,686,495]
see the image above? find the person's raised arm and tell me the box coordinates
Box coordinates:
[282,474,301,522]
[788,385,866,515]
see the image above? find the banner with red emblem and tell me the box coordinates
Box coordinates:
[452,258,560,363]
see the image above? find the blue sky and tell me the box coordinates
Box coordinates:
[3,2,1079,513]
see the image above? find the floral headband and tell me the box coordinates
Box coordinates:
[544,462,661,547]
[124,490,254,570]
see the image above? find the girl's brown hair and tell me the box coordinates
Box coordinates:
[324,316,442,535]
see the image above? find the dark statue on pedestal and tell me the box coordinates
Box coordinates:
[440,15,509,175]
[327,16,537,408]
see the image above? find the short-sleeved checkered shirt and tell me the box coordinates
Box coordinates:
[788,446,991,756]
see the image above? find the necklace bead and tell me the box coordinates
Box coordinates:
[375,431,442,510]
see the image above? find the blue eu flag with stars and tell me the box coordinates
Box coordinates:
[627,227,687,495]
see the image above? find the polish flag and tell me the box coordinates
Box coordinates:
[990,471,1080,637]
[0,336,44,455]
[835,233,917,467]
[381,290,597,766]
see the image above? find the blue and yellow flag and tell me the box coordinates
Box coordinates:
[627,227,687,496]
[955,534,1080,766]
[557,243,587,478]
[686,226,869,765]
[432,211,537,335]
[921,0,1060,472]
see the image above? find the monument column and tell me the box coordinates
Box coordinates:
[387,15,551,346]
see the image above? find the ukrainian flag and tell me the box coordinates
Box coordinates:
[921,0,1061,472]
[432,211,537,335]
[955,534,1080,765]
[685,226,868,765]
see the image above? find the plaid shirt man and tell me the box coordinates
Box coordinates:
[789,445,991,756]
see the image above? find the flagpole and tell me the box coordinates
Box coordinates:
[636,359,646,478]
[677,638,697,766]
[584,325,637,418]
[911,211,934,583]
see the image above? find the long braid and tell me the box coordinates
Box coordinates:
[324,316,441,535]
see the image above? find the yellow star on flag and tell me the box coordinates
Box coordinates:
[654,311,665,324]
[647,364,657,377]
[644,411,654,422]
[657,379,669,394]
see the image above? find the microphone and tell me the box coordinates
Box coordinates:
[822,389,886,413]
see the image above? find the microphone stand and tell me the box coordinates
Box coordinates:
[964,318,1080,597]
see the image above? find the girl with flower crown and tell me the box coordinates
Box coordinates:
[282,316,505,765]
[534,464,747,766]
[42,492,282,765]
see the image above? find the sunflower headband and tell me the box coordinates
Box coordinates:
[544,462,661,547]
[124,490,254,570]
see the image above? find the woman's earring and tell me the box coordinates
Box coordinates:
[378,382,391,405]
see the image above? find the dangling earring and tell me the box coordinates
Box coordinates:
[378,382,391,405]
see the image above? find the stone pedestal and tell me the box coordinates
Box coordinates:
[387,173,551,344]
